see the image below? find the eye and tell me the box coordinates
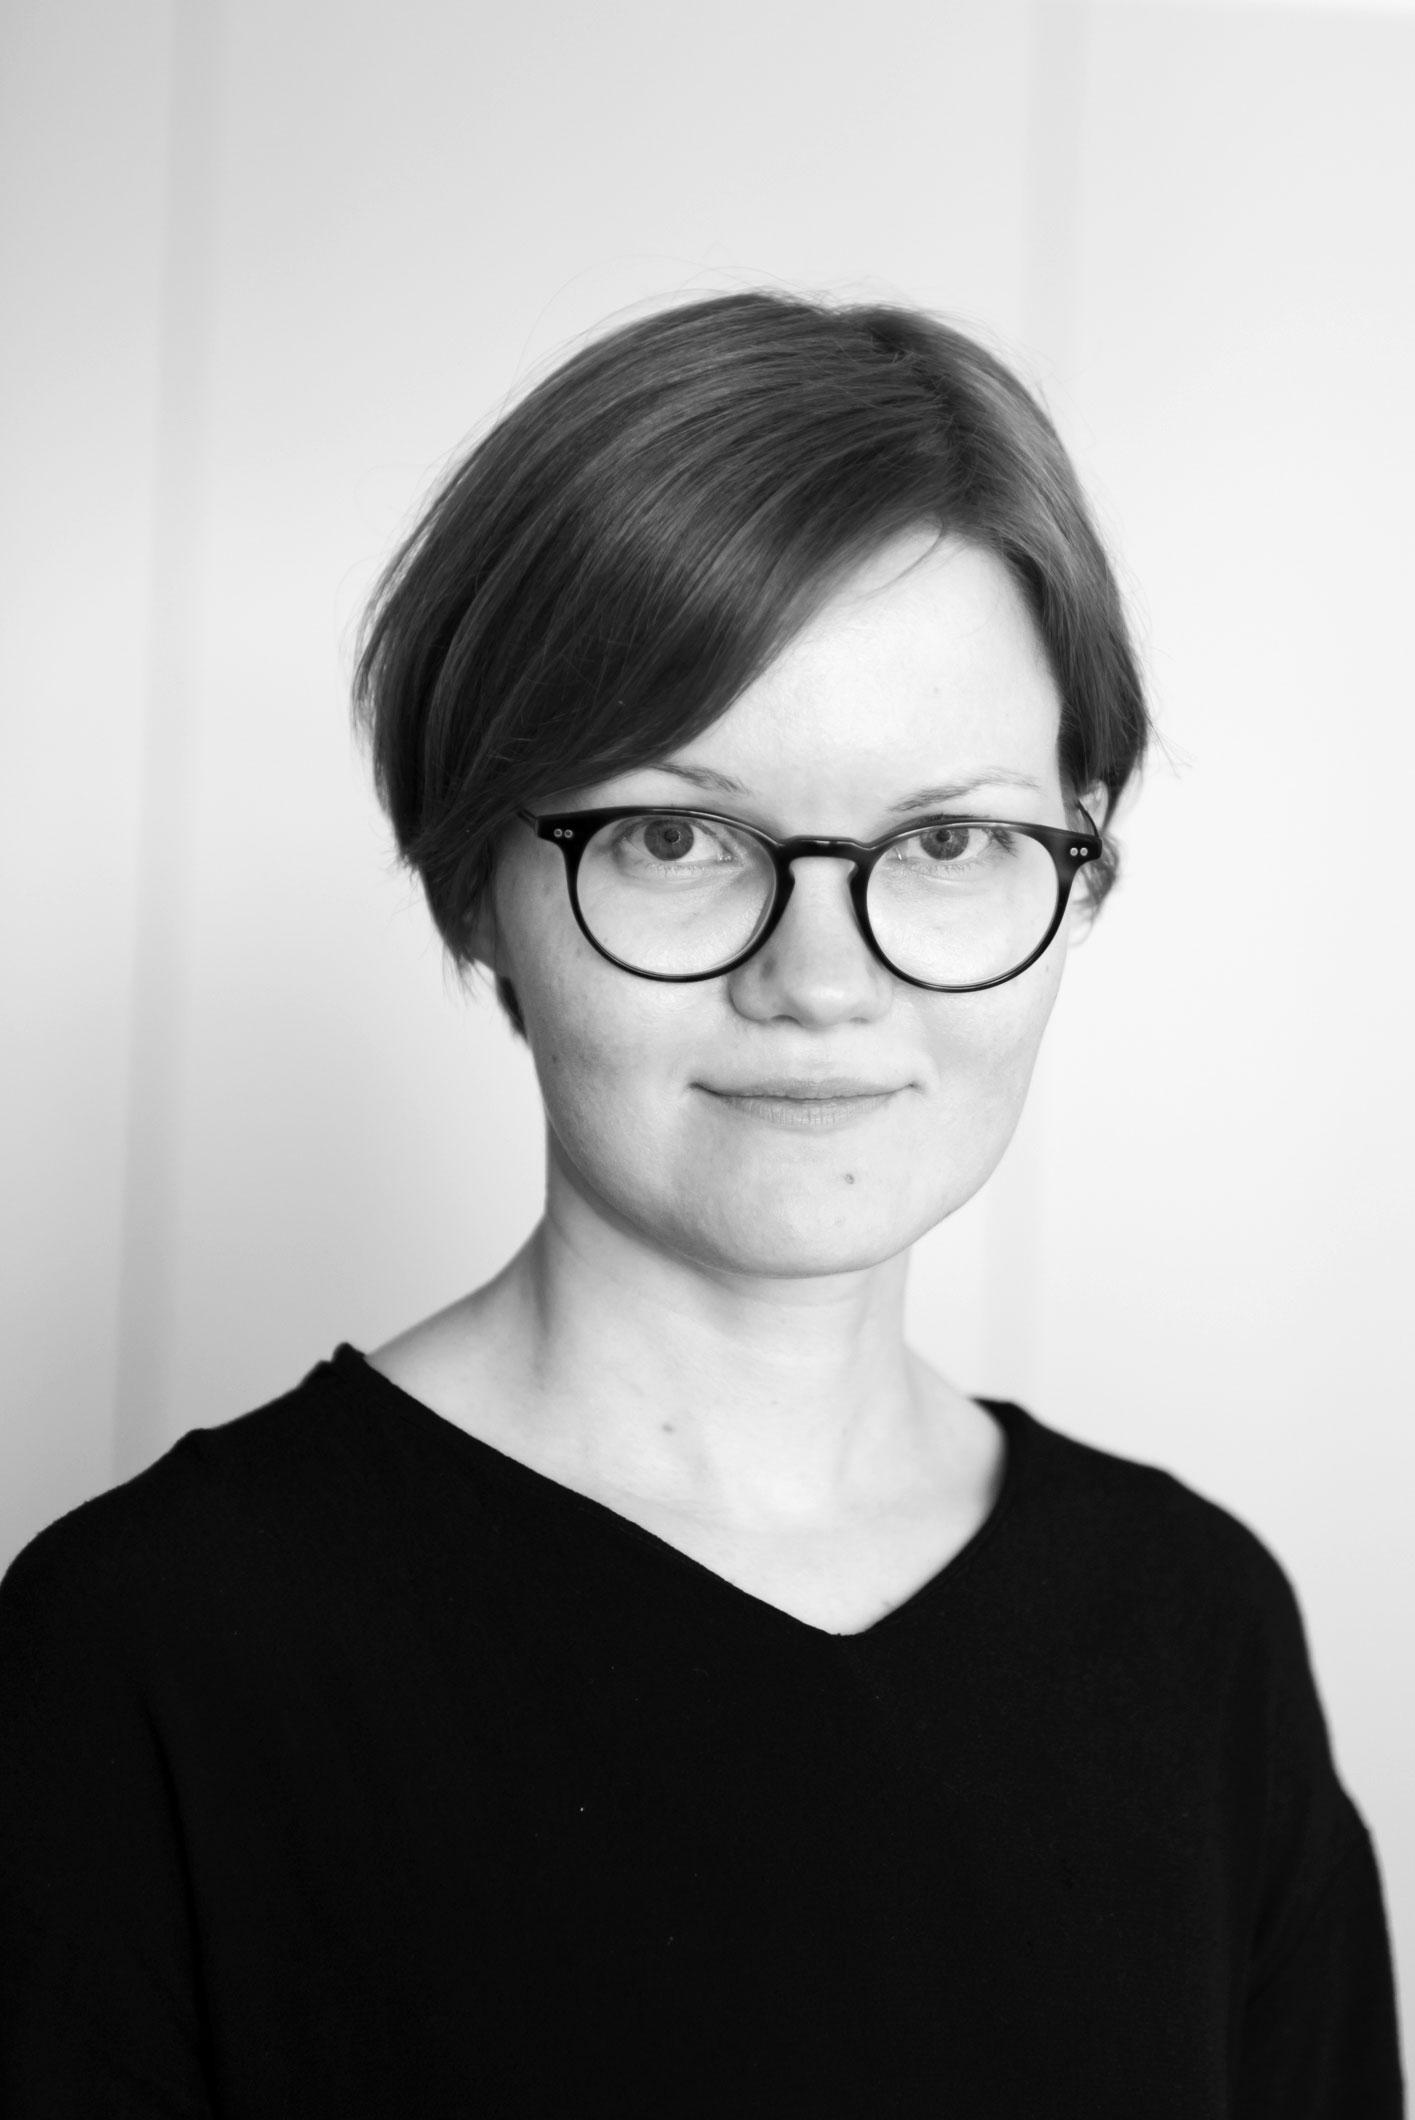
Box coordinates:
[915,824,981,864]
[608,813,746,872]
[639,816,700,864]
[887,823,1018,872]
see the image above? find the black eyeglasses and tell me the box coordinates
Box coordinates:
[516,804,1101,994]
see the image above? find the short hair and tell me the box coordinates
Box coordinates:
[352,290,1150,1041]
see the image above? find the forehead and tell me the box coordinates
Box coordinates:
[673,532,1062,802]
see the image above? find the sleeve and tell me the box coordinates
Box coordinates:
[0,1512,218,2118]
[1233,1542,1405,2117]
[1237,1822,1404,2117]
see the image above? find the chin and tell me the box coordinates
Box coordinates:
[670,1198,940,1280]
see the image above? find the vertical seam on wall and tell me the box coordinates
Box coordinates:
[1024,0,1088,380]
[980,0,1091,1404]
[112,0,220,1484]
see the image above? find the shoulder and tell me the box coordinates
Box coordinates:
[1011,1412,1363,1865]
[0,1349,370,1661]
[1009,1406,1316,1667]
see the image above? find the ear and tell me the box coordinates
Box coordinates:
[1077,781,1110,834]
[464,886,503,974]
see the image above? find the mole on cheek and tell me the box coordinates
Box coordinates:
[843,1172,856,1186]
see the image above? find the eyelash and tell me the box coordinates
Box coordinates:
[607,814,1011,884]
[618,808,991,842]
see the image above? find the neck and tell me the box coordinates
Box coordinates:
[465,1183,972,1528]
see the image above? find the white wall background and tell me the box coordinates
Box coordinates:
[3,0,1411,2046]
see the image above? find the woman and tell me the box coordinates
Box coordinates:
[0,292,1403,2115]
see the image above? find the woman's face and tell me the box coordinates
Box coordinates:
[476,529,1096,1279]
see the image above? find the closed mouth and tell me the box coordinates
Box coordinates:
[701,1082,902,1100]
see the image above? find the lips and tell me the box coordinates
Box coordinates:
[704,1079,903,1100]
[699,1083,901,1131]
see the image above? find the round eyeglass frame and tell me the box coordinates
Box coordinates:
[516,804,1103,994]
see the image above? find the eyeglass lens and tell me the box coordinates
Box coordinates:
[573,813,1063,985]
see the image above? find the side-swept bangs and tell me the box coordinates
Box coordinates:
[352,291,1149,1038]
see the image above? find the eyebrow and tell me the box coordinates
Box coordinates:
[645,761,1046,814]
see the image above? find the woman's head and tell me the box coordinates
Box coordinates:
[352,291,1149,1277]
[354,290,1147,1036]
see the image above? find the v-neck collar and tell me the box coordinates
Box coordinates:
[327,1341,1034,1644]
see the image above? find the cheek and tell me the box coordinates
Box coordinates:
[502,841,736,1119]
[511,918,699,1185]
[523,983,656,1132]
[498,856,646,1081]
[950,962,1061,1098]
[910,953,1066,1185]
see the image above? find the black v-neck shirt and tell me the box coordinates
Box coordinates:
[0,1345,1403,2116]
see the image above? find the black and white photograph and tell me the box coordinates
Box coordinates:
[1,0,1410,2110]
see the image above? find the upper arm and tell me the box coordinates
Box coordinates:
[0,1520,217,2116]
[1237,1822,1405,2117]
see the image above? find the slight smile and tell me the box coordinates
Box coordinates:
[697,1084,904,1130]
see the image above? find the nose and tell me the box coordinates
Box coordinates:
[726,855,893,1026]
